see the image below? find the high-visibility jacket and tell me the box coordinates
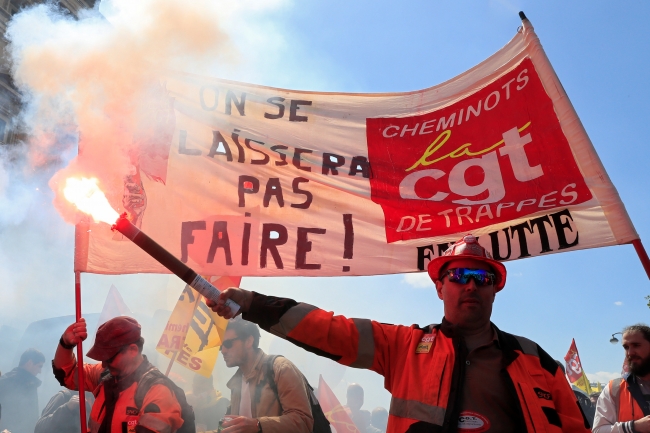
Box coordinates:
[609,376,645,422]
[244,292,590,433]
[53,356,183,433]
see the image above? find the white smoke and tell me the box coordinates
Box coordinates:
[0,0,393,418]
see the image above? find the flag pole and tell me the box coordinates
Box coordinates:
[164,351,178,376]
[75,271,88,433]
[164,291,201,376]
[632,239,650,279]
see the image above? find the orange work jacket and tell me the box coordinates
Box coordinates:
[53,357,183,433]
[609,376,646,422]
[244,293,591,433]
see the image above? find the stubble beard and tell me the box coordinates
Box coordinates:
[629,354,650,377]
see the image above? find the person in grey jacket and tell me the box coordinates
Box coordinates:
[35,389,93,433]
[0,348,44,433]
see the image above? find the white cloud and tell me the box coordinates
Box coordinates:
[614,301,623,306]
[402,273,433,288]
[586,371,621,384]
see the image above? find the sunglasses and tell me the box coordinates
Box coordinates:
[443,268,496,286]
[220,337,242,350]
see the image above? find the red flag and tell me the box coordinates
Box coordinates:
[317,376,361,433]
[564,339,592,394]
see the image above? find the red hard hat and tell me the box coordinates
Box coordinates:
[427,234,507,291]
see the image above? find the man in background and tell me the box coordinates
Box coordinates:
[590,392,601,406]
[370,407,388,433]
[344,384,370,433]
[220,318,313,433]
[35,389,93,433]
[594,324,650,432]
[186,374,229,432]
[0,348,45,433]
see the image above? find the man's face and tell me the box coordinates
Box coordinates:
[623,331,650,377]
[346,387,364,412]
[435,258,497,329]
[23,360,44,376]
[221,329,247,368]
[101,344,139,378]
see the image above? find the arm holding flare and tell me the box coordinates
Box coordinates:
[112,213,240,314]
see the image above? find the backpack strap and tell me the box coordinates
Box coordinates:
[134,367,196,433]
[626,375,650,416]
[253,355,283,412]
[134,367,165,409]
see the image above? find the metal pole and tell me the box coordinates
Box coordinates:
[632,239,650,280]
[164,352,178,377]
[75,271,88,433]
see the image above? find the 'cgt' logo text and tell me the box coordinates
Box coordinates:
[365,58,592,242]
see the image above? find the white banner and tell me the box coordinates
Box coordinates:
[74,21,637,276]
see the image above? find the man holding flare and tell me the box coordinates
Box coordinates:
[208,234,590,433]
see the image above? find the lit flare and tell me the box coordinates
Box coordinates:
[63,177,119,224]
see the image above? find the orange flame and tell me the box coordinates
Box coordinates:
[63,177,119,224]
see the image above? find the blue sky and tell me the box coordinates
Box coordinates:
[1,0,649,411]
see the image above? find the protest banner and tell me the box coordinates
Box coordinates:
[73,18,642,278]
[156,275,237,376]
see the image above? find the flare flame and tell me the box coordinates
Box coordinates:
[63,177,119,224]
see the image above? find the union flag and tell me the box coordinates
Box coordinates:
[317,376,361,433]
[564,339,593,395]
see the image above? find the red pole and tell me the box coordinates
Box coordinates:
[75,271,88,433]
[632,239,650,280]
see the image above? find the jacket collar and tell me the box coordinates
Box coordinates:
[437,319,516,365]
[102,355,152,392]
[5,366,42,388]
[493,323,519,366]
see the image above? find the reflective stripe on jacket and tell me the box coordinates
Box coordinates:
[243,292,590,433]
[609,377,645,423]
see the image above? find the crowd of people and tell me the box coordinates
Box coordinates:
[0,320,389,433]
[0,233,649,433]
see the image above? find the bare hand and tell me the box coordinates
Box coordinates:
[634,416,650,433]
[206,287,252,319]
[222,416,260,433]
[62,318,87,347]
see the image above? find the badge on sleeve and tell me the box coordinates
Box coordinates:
[416,334,435,353]
[122,415,139,433]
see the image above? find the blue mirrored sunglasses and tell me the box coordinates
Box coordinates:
[443,268,496,286]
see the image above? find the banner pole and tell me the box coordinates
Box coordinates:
[164,351,178,376]
[75,271,88,433]
[632,239,650,280]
